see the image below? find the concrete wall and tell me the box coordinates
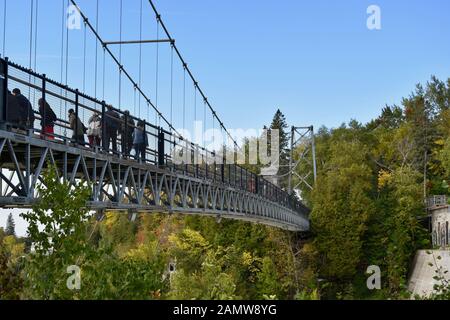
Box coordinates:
[408,250,450,298]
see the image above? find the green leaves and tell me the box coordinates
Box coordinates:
[310,139,374,281]
[19,165,166,300]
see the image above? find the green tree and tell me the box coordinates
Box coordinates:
[21,165,93,299]
[168,229,237,299]
[21,166,166,300]
[0,235,25,299]
[5,213,15,237]
[384,168,428,293]
[256,257,280,299]
[269,109,290,188]
[0,227,5,241]
[270,109,290,153]
[310,139,375,286]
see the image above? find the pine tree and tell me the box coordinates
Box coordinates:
[269,109,290,188]
[270,109,289,153]
[5,213,15,237]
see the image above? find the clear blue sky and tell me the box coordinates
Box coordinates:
[1,0,450,235]
[2,0,450,133]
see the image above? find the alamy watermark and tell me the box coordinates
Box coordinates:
[170,123,280,168]
[366,265,381,290]
[67,4,82,30]
[367,5,381,30]
[66,265,81,290]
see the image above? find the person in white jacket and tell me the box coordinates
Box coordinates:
[87,112,102,147]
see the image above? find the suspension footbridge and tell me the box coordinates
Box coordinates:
[0,0,310,232]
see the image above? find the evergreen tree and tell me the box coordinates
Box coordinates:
[269,109,290,188]
[5,213,15,237]
[270,109,289,153]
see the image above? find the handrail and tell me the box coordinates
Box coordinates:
[427,195,448,210]
[0,57,308,218]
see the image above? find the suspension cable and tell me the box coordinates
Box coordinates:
[64,0,70,135]
[94,0,99,98]
[33,0,38,71]
[65,0,70,86]
[28,0,34,100]
[118,0,123,110]
[28,0,33,70]
[70,0,181,138]
[32,0,39,106]
[2,0,6,57]
[170,43,173,129]
[102,47,106,100]
[203,99,206,149]
[83,21,86,93]
[194,82,197,123]
[138,0,143,118]
[82,19,87,119]
[155,16,160,126]
[59,0,65,121]
[183,64,186,131]
[147,0,240,150]
[168,46,174,154]
[133,87,136,115]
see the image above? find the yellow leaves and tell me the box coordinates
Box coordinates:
[2,235,17,248]
[169,228,210,252]
[124,241,159,262]
[103,211,120,229]
[241,251,253,267]
[241,251,262,271]
[2,235,25,260]
[434,138,445,147]
[378,169,392,190]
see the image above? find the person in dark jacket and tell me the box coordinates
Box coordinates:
[103,105,120,154]
[68,109,86,145]
[132,120,148,162]
[38,98,57,140]
[12,88,35,130]
[6,90,22,127]
[120,110,135,158]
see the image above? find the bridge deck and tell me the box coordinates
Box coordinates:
[0,129,310,232]
[0,57,310,232]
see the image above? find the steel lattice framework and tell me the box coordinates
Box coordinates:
[0,129,309,232]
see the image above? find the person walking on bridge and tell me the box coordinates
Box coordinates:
[68,109,86,145]
[104,105,120,154]
[12,88,35,130]
[6,90,22,129]
[132,120,148,162]
[38,98,57,140]
[87,112,102,147]
[120,110,135,158]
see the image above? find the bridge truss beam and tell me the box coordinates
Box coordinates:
[0,129,309,232]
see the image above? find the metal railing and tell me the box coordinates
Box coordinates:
[426,195,448,210]
[0,57,308,218]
